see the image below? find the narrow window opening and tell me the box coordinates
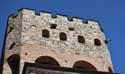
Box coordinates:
[78,35,85,43]
[60,32,67,41]
[50,24,57,29]
[42,29,49,38]
[69,27,75,31]
[94,39,101,46]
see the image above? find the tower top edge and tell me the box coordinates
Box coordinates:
[9,8,102,29]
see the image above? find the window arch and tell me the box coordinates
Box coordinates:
[7,54,20,74]
[35,56,60,66]
[42,29,49,38]
[94,39,101,46]
[60,32,67,41]
[78,35,85,43]
[73,61,97,71]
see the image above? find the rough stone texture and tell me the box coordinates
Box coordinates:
[2,9,114,74]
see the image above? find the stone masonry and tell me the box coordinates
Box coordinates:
[2,9,114,74]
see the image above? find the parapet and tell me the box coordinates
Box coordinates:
[9,8,102,31]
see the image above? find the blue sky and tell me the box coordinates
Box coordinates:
[0,0,124,73]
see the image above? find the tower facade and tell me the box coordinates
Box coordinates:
[2,9,113,74]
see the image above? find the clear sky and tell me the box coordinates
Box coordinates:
[0,0,124,73]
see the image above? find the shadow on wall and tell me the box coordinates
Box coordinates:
[7,54,20,74]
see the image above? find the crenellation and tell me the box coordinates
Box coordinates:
[72,17,83,23]
[20,9,35,16]
[40,12,52,18]
[87,20,100,29]
[18,9,103,33]
[56,14,68,21]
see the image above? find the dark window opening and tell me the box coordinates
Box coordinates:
[108,67,113,73]
[60,32,67,41]
[73,61,97,71]
[35,56,60,67]
[94,39,101,46]
[69,27,75,31]
[42,29,49,38]
[78,35,85,44]
[7,54,20,74]
[50,24,57,29]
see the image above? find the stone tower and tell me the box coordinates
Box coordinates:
[1,9,114,74]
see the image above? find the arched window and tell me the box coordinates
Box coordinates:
[60,32,67,41]
[42,29,49,38]
[108,67,113,73]
[35,56,60,66]
[73,61,97,71]
[94,39,101,46]
[78,35,85,43]
[7,54,20,74]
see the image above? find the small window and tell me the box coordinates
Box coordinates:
[50,24,57,29]
[69,27,75,31]
[94,39,101,46]
[78,35,85,43]
[42,29,49,38]
[60,32,67,41]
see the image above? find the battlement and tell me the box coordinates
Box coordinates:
[7,8,107,55]
[9,9,102,30]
